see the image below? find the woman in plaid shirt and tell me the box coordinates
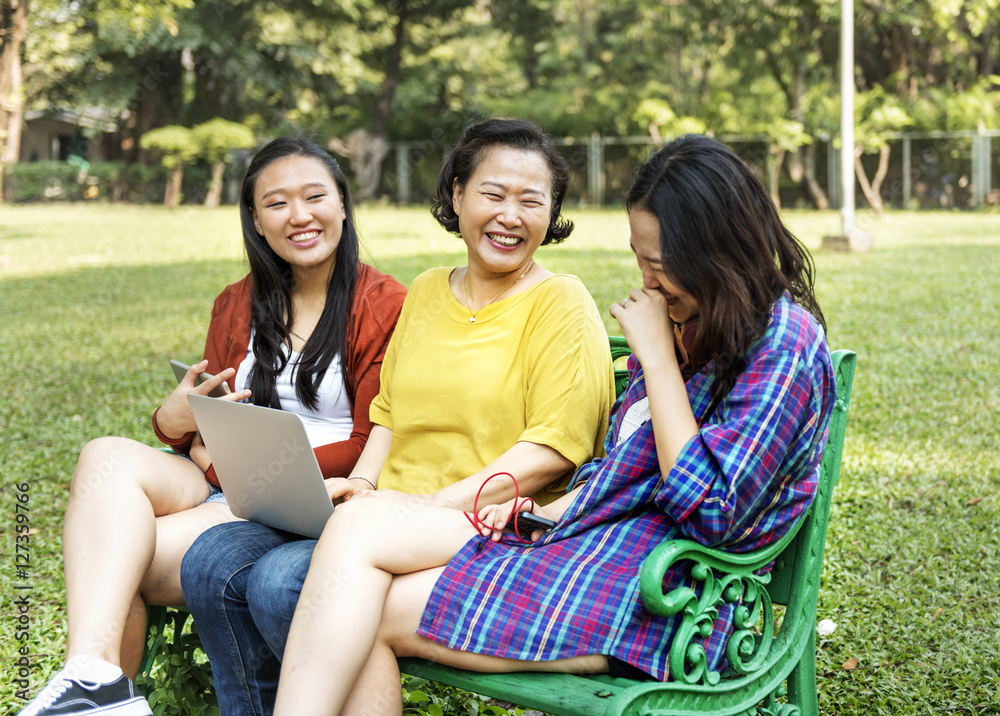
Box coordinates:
[272,134,837,715]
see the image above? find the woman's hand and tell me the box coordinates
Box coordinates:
[612,289,700,475]
[609,288,677,374]
[188,433,212,473]
[324,477,374,504]
[474,498,557,543]
[157,360,251,440]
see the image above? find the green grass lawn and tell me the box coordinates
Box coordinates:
[2,203,999,714]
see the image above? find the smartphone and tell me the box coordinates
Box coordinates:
[504,511,557,536]
[170,359,232,398]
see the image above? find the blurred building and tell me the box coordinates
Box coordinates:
[18,109,121,162]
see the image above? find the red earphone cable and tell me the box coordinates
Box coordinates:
[463,472,536,543]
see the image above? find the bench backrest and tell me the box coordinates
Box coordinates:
[632,347,856,689]
[766,349,856,606]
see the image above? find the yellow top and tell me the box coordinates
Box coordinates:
[371,267,614,500]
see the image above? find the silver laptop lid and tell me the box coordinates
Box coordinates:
[187,394,333,538]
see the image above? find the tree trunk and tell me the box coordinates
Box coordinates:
[329,129,389,202]
[124,52,184,165]
[204,160,225,208]
[769,146,786,210]
[785,59,807,185]
[787,147,805,185]
[982,26,994,77]
[647,122,663,146]
[870,144,891,208]
[0,0,30,204]
[854,146,883,214]
[802,142,829,210]
[342,0,408,201]
[888,24,912,95]
[164,163,184,209]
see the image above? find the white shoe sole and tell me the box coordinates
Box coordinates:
[69,698,153,716]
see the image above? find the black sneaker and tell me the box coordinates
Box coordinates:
[17,672,152,716]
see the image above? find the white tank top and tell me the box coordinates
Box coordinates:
[234,335,353,448]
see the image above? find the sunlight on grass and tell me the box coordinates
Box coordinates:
[2,203,999,712]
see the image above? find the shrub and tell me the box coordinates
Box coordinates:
[5,161,83,202]
[122,162,168,204]
[3,160,129,202]
[136,619,219,716]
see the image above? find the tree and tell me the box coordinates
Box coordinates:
[322,0,478,200]
[140,124,198,208]
[679,0,838,209]
[633,97,706,145]
[0,0,29,203]
[12,0,1000,211]
[192,118,255,207]
[854,90,914,213]
[22,0,324,166]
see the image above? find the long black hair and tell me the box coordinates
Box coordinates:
[430,118,574,244]
[239,137,360,411]
[626,134,825,409]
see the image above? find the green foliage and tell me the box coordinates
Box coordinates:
[856,90,915,152]
[942,80,1000,130]
[632,98,707,143]
[18,0,1000,211]
[402,675,521,716]
[122,162,169,203]
[3,160,125,202]
[21,0,1000,150]
[141,126,200,169]
[4,161,84,201]
[137,621,219,716]
[88,161,124,185]
[191,119,256,163]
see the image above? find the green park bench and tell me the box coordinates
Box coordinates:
[144,338,857,716]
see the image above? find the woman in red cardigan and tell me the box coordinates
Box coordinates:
[19,138,406,716]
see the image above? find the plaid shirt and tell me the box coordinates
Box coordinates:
[417,295,835,680]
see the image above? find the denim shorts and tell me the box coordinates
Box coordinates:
[204,482,228,505]
[174,453,228,505]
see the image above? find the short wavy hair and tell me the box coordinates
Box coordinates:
[430,118,574,245]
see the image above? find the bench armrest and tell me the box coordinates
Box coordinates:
[608,335,631,398]
[638,517,806,687]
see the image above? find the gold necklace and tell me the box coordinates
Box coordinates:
[463,260,534,324]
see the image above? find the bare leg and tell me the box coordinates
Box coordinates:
[273,497,478,716]
[63,437,212,666]
[118,501,241,677]
[119,594,148,679]
[341,568,608,716]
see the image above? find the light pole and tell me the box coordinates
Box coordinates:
[840,0,855,239]
[823,0,873,250]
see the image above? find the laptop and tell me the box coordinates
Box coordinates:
[187,394,334,538]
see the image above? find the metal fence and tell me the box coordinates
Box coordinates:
[380,130,1000,210]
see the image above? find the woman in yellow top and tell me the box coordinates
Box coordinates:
[366,263,609,503]
[180,118,615,715]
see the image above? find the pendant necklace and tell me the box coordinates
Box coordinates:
[464,260,534,323]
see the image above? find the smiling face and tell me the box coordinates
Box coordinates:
[628,208,700,324]
[451,147,553,277]
[251,155,346,279]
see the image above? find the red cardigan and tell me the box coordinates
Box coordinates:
[153,263,407,485]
